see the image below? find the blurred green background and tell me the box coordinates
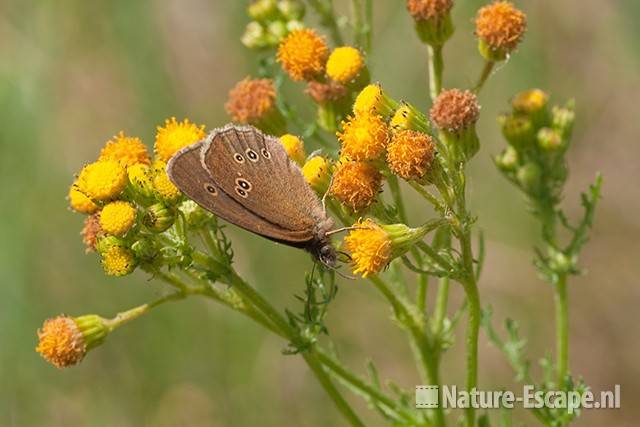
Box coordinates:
[1,1,638,426]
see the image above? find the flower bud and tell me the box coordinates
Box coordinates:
[498,114,535,149]
[278,0,305,21]
[96,235,126,255]
[552,102,575,140]
[512,89,549,126]
[179,200,213,228]
[390,103,431,134]
[127,163,155,199]
[266,20,288,44]
[302,155,332,194]
[248,0,280,22]
[279,134,307,165]
[36,314,109,368]
[516,162,541,194]
[242,21,270,49]
[142,202,175,233]
[495,146,519,172]
[430,89,480,161]
[131,237,159,261]
[537,127,563,152]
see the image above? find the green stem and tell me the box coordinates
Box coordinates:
[428,45,444,101]
[473,60,495,94]
[387,174,408,223]
[459,231,481,427]
[432,277,449,336]
[555,274,569,386]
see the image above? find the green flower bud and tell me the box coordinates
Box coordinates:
[96,235,126,255]
[266,20,288,44]
[286,20,304,32]
[498,114,535,149]
[131,237,159,261]
[178,200,213,228]
[248,0,279,22]
[277,0,304,20]
[552,103,575,140]
[241,21,269,49]
[516,162,542,194]
[537,127,563,152]
[495,146,519,172]
[142,203,175,233]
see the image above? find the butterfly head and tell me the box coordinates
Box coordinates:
[308,237,338,268]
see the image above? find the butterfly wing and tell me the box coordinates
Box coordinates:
[167,140,312,243]
[200,125,326,242]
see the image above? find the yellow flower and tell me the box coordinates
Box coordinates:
[353,83,397,117]
[512,89,548,115]
[344,219,391,277]
[152,161,181,203]
[302,156,331,193]
[76,160,128,201]
[68,183,99,214]
[81,213,103,253]
[102,245,137,276]
[330,160,382,211]
[326,46,365,84]
[338,113,390,161]
[344,218,436,277]
[154,117,206,162]
[279,134,307,165]
[127,163,154,198]
[387,130,436,180]
[36,314,109,368]
[99,201,137,236]
[277,28,329,81]
[99,131,150,168]
[475,1,526,58]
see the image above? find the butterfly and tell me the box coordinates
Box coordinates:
[166,124,338,267]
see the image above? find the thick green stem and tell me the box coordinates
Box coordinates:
[428,45,444,101]
[555,274,569,386]
[474,60,495,94]
[432,277,449,336]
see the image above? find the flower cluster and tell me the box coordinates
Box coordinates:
[242,0,305,49]
[67,119,208,277]
[495,89,574,199]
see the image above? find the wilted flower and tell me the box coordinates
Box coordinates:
[225,77,286,135]
[81,213,103,252]
[406,0,454,45]
[277,28,328,81]
[430,89,480,160]
[154,117,206,163]
[387,130,436,181]
[330,160,382,212]
[36,314,109,368]
[475,1,527,61]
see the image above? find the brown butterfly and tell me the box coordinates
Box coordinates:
[166,124,338,267]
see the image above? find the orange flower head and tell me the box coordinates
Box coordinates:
[277,29,329,81]
[475,1,526,53]
[330,160,382,212]
[387,130,436,180]
[338,113,390,161]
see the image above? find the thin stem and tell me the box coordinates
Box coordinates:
[416,241,455,273]
[555,274,569,386]
[474,60,495,94]
[104,291,185,331]
[351,0,363,47]
[428,45,444,101]
[387,174,408,223]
